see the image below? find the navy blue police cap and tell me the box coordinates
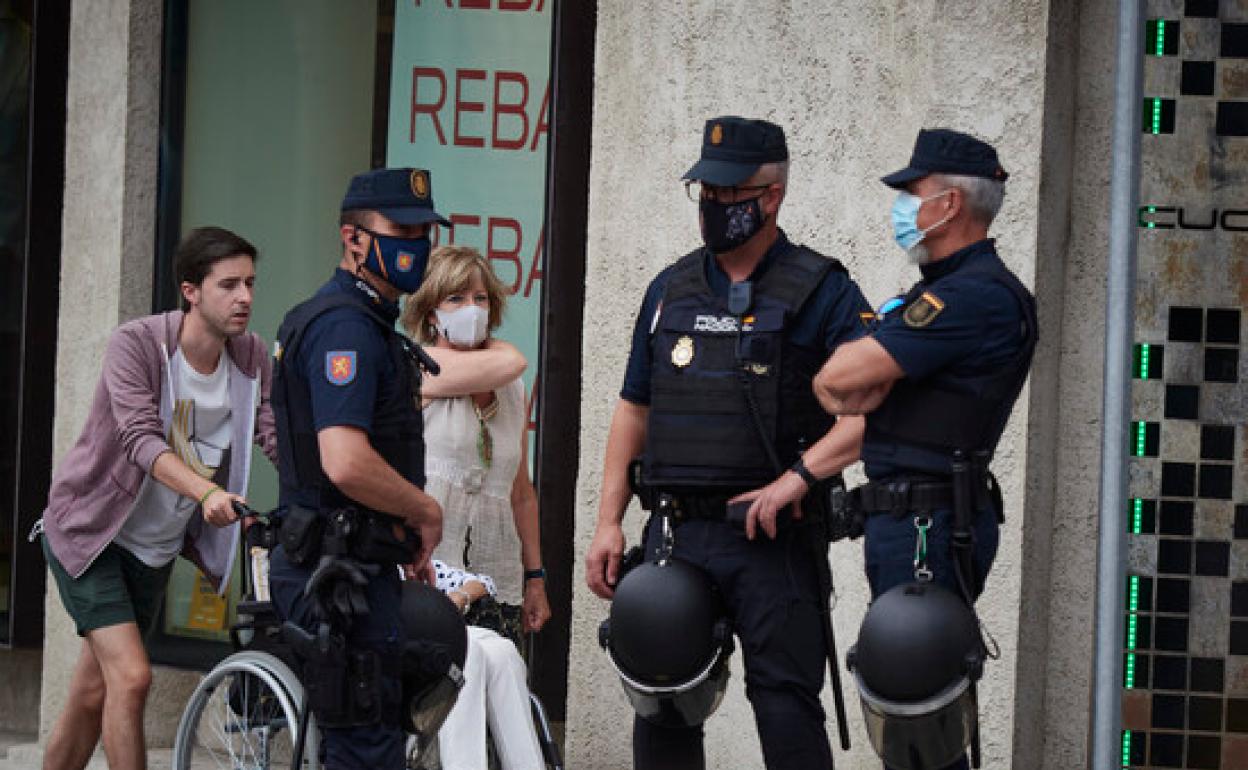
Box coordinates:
[682,116,789,186]
[341,168,453,228]
[881,128,1009,189]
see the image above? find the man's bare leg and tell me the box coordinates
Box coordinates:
[86,623,151,770]
[42,640,108,770]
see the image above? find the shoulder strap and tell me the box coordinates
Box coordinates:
[660,248,711,305]
[757,243,842,313]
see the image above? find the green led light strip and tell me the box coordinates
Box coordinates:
[1155,19,1166,56]
[1122,730,1132,768]
[1134,421,1147,456]
[1146,206,1157,228]
[1125,575,1139,689]
[1151,98,1162,134]
[1132,499,1143,534]
[1138,343,1151,378]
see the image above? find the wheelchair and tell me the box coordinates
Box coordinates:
[173,539,564,770]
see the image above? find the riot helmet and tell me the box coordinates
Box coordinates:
[847,582,985,770]
[599,557,734,728]
[398,582,468,739]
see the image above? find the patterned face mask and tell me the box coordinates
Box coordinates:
[699,194,765,253]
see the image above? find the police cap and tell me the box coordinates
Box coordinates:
[881,128,1009,189]
[682,116,789,187]
[341,167,453,227]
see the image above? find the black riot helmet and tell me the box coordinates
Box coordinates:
[599,557,734,728]
[398,582,468,740]
[847,582,985,770]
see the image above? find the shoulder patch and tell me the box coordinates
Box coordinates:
[326,350,357,386]
[903,291,946,328]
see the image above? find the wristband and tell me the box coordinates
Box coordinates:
[198,485,222,506]
[523,567,546,581]
[790,458,818,488]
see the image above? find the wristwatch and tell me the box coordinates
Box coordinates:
[790,457,818,488]
[523,567,546,582]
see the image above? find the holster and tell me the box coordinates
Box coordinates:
[813,476,863,543]
[279,504,324,567]
[283,622,400,729]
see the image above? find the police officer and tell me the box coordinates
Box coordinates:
[268,168,447,770]
[586,116,872,770]
[814,129,1037,770]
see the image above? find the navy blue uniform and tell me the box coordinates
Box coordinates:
[859,239,1035,770]
[270,269,414,770]
[625,232,870,770]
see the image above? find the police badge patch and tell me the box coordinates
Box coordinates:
[903,291,946,328]
[671,336,695,368]
[326,350,357,385]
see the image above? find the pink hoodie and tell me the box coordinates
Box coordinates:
[40,311,276,586]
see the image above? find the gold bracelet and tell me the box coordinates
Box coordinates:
[198,485,221,506]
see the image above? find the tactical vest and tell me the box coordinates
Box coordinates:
[862,256,1038,477]
[643,245,843,492]
[272,292,426,513]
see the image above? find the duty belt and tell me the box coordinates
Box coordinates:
[852,479,955,516]
[663,493,735,522]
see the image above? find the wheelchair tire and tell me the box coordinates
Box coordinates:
[173,650,320,770]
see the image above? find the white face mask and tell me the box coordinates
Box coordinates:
[435,305,489,348]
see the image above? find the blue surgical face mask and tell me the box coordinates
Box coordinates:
[357,226,431,294]
[890,190,953,255]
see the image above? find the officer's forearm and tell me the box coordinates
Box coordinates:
[318,425,435,526]
[596,399,648,526]
[801,415,864,480]
[815,336,905,402]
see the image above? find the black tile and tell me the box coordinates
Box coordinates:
[1154,654,1188,689]
[1151,731,1184,766]
[1153,693,1186,728]
[1198,464,1233,500]
[1232,621,1248,655]
[1165,385,1200,419]
[1137,615,1154,651]
[1185,0,1218,17]
[1204,347,1239,382]
[1217,101,1248,136]
[1130,499,1158,535]
[1206,308,1241,344]
[1160,501,1195,536]
[1170,307,1205,341]
[1182,60,1217,95]
[1162,463,1197,497]
[1234,582,1248,618]
[1147,19,1181,56]
[1157,578,1191,613]
[1222,22,1248,57]
[1129,653,1151,689]
[1189,696,1223,731]
[1128,728,1147,765]
[1159,539,1193,575]
[1229,698,1248,732]
[1194,540,1230,576]
[1135,343,1165,379]
[1138,575,1154,611]
[1146,97,1178,134]
[1155,617,1189,652]
[1191,657,1224,693]
[1187,735,1221,768]
[1236,505,1248,539]
[1200,425,1235,460]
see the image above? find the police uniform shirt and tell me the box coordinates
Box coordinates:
[620,231,872,404]
[864,238,1028,479]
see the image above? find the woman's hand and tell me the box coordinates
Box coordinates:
[522,578,552,632]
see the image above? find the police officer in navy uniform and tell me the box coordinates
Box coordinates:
[586,116,872,770]
[268,168,447,770]
[814,129,1038,770]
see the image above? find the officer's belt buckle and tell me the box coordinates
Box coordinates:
[887,481,911,517]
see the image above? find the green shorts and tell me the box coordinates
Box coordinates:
[43,538,174,637]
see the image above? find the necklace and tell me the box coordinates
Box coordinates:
[473,395,500,469]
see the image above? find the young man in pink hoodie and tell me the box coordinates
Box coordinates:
[37,226,277,770]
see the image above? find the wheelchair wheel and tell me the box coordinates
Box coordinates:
[173,650,320,770]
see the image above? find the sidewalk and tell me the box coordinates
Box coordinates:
[0,740,210,770]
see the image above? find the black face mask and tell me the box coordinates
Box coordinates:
[699,195,765,254]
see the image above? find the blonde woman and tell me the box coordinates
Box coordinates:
[403,245,551,633]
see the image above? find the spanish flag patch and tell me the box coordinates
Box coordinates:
[903,291,945,328]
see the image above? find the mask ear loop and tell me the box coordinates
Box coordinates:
[918,189,957,238]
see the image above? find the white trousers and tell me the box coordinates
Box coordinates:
[438,626,546,770]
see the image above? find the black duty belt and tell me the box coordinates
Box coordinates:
[665,493,735,521]
[852,479,955,516]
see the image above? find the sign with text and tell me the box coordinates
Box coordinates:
[387,0,553,449]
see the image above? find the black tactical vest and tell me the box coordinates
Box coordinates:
[862,256,1038,477]
[272,292,426,514]
[643,245,844,492]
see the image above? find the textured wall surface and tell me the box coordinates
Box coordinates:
[35,0,201,750]
[568,1,1060,767]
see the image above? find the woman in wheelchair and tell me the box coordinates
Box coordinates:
[418,558,547,770]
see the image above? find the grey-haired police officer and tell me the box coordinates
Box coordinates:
[586,116,872,770]
[814,129,1037,770]
[269,168,448,769]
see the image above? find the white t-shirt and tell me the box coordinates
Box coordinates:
[115,348,232,567]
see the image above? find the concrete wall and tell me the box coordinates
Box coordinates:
[38,0,200,749]
[567,1,1071,767]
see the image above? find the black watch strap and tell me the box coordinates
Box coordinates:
[790,458,818,488]
[524,567,546,581]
